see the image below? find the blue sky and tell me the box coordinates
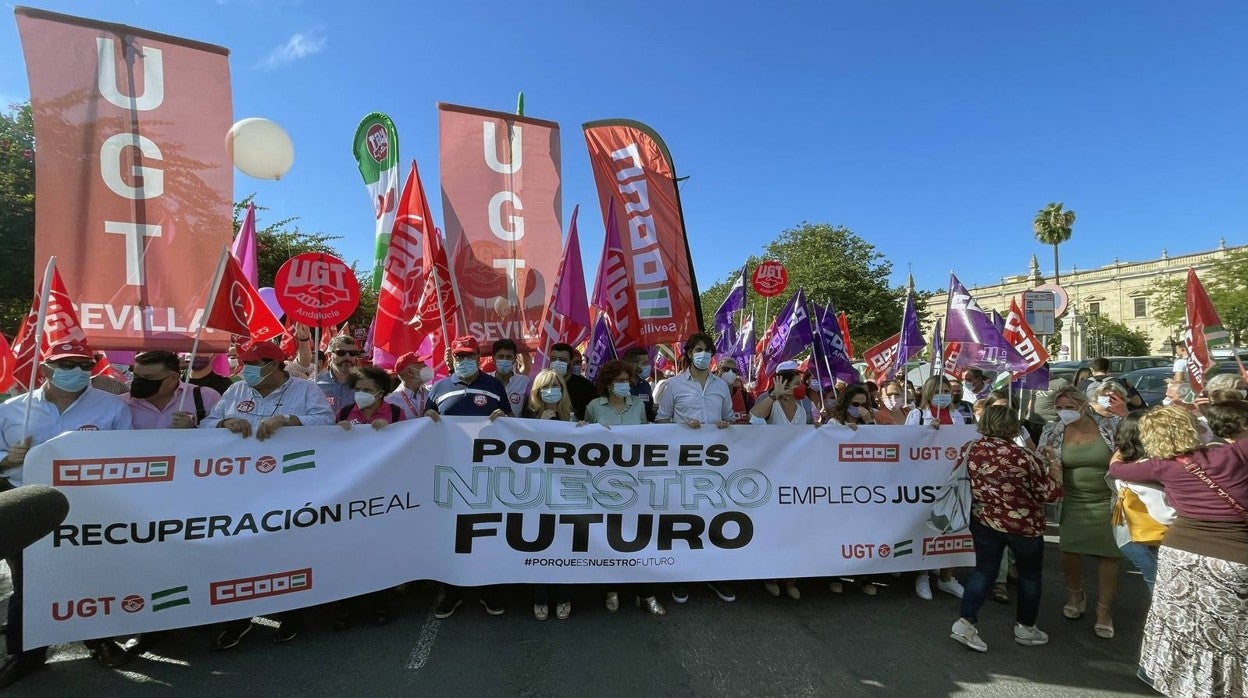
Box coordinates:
[2,1,1247,295]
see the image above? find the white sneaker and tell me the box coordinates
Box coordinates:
[764,581,781,597]
[937,578,965,599]
[951,618,988,652]
[915,574,933,600]
[1014,623,1049,646]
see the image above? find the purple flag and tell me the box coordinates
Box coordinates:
[1012,364,1050,390]
[715,265,746,335]
[585,315,618,382]
[759,289,813,379]
[590,198,639,351]
[929,318,944,373]
[892,292,926,379]
[534,205,591,373]
[811,300,859,387]
[992,309,1005,332]
[733,313,756,378]
[945,274,1028,372]
[231,202,258,286]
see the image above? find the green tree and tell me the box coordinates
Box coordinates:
[1082,314,1150,356]
[0,102,35,331]
[1148,249,1248,345]
[699,222,921,353]
[1033,202,1075,285]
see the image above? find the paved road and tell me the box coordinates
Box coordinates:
[1,540,1156,697]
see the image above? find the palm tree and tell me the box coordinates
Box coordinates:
[1033,202,1076,285]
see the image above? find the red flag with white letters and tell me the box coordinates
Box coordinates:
[204,253,285,342]
[11,267,95,390]
[1003,298,1049,376]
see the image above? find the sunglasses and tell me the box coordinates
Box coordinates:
[332,350,363,358]
[49,360,95,371]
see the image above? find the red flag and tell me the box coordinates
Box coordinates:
[204,254,286,342]
[1002,298,1049,376]
[91,353,127,382]
[11,267,94,390]
[590,198,643,350]
[374,161,431,357]
[1183,268,1226,393]
[837,312,854,359]
[862,333,901,382]
[0,333,18,393]
[409,225,460,378]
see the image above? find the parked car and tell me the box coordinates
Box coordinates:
[1048,356,1173,385]
[1117,361,1245,407]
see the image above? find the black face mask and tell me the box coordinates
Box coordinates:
[129,375,165,399]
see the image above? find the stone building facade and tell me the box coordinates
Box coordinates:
[923,239,1245,361]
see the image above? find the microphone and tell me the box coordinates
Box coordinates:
[0,485,70,560]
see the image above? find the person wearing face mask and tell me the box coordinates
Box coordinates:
[199,341,334,650]
[905,375,972,600]
[570,348,586,377]
[876,380,913,424]
[547,342,595,420]
[947,378,978,423]
[1088,381,1130,420]
[0,340,134,686]
[491,338,531,417]
[960,368,992,403]
[424,336,508,618]
[312,335,363,411]
[1037,385,1122,640]
[717,357,754,424]
[657,332,735,604]
[623,347,656,421]
[385,351,434,419]
[519,369,577,619]
[579,360,664,615]
[183,352,234,395]
[123,350,221,429]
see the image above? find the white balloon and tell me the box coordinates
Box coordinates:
[226,118,294,180]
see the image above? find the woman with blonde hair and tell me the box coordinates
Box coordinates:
[1109,405,1247,696]
[1037,385,1121,639]
[522,369,574,620]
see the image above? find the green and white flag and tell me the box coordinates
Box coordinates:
[353,113,400,291]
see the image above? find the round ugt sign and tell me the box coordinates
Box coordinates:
[752,260,789,298]
[274,252,360,329]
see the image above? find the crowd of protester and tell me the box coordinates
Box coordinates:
[0,330,1243,695]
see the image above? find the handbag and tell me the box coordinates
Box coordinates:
[929,444,972,534]
[1111,487,1168,545]
[1176,455,1248,522]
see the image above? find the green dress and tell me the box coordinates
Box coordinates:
[1058,438,1122,557]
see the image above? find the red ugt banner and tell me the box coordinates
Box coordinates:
[16,8,234,351]
[438,103,562,350]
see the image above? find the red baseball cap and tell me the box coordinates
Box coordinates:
[237,342,286,363]
[44,339,93,362]
[394,351,429,373]
[451,336,479,356]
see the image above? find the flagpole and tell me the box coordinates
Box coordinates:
[803,297,830,412]
[431,266,454,357]
[176,248,231,414]
[21,257,57,438]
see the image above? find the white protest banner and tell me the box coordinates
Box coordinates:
[23,419,976,648]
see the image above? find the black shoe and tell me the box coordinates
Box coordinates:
[212,622,252,651]
[273,621,300,644]
[433,596,462,619]
[706,582,736,603]
[479,597,505,616]
[0,654,46,689]
[331,614,351,632]
[121,634,151,655]
[671,586,689,604]
[90,640,132,668]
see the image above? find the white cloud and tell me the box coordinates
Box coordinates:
[259,29,326,70]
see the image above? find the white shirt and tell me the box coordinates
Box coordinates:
[1172,357,1188,377]
[385,385,428,420]
[656,370,733,424]
[200,377,334,429]
[750,398,810,425]
[904,405,974,426]
[0,386,133,486]
[494,372,531,417]
[285,359,316,380]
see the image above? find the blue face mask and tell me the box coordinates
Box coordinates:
[691,351,712,370]
[494,359,514,375]
[50,367,90,392]
[242,364,266,387]
[612,382,631,398]
[455,359,478,379]
[540,387,562,404]
[638,365,652,380]
[931,393,953,409]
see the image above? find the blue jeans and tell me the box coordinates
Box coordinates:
[1119,542,1159,593]
[960,519,1045,626]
